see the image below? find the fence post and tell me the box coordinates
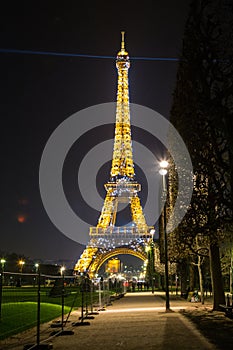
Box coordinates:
[88,281,99,315]
[98,277,105,311]
[50,273,74,336]
[83,277,95,320]
[72,275,90,327]
[24,267,53,349]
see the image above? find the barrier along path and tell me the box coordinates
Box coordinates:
[0,271,117,350]
[1,286,220,350]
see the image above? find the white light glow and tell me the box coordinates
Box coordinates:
[159,160,168,168]
[60,266,66,274]
[159,168,167,176]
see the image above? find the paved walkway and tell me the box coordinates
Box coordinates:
[1,292,217,350]
[50,292,216,350]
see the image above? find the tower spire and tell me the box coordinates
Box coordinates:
[112,32,132,180]
[121,31,125,51]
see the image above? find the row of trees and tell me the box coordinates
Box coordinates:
[0,252,67,276]
[161,0,233,309]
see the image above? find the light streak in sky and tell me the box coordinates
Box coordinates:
[0,48,180,61]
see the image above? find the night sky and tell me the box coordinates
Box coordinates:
[0,0,191,266]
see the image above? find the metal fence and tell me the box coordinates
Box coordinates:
[0,270,124,349]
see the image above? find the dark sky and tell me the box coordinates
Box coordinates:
[0,0,191,266]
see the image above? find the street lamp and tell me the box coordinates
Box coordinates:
[1,259,6,285]
[18,260,25,287]
[34,263,39,286]
[0,259,6,269]
[150,229,156,293]
[19,260,25,273]
[1,259,6,273]
[60,266,66,331]
[159,160,170,311]
[145,245,151,289]
[35,263,39,271]
[19,260,25,271]
[145,240,155,294]
[60,266,66,275]
[0,259,6,320]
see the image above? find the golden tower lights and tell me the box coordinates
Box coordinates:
[75,33,154,275]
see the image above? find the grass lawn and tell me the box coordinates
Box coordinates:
[0,302,70,340]
[0,286,101,340]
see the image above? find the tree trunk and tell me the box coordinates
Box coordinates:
[209,242,225,310]
[189,263,195,291]
[179,260,189,297]
[197,255,204,304]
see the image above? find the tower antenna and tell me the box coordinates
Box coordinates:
[121,31,125,50]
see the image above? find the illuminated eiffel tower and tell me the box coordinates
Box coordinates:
[74,33,154,276]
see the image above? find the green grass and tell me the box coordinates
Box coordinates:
[2,286,79,303]
[1,286,96,308]
[0,302,70,340]
[0,286,101,340]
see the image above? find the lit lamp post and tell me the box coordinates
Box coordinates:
[0,259,6,320]
[19,260,25,273]
[60,266,65,276]
[1,259,6,276]
[35,263,39,286]
[0,259,6,271]
[1,258,6,286]
[18,260,25,287]
[145,245,151,290]
[150,229,155,294]
[159,160,170,311]
[146,230,155,294]
[60,266,66,331]
[35,263,39,272]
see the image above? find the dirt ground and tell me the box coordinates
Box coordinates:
[181,305,233,350]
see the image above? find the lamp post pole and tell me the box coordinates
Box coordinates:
[0,259,6,285]
[36,264,41,347]
[19,260,25,287]
[60,266,65,331]
[159,161,170,312]
[0,259,6,320]
[150,240,155,294]
[19,260,25,273]
[150,230,155,294]
[35,263,39,286]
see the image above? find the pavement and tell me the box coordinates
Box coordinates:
[1,292,217,350]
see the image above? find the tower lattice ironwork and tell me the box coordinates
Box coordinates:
[74,33,154,276]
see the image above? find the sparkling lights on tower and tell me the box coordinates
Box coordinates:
[74,33,154,275]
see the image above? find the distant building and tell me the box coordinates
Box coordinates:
[105,258,121,274]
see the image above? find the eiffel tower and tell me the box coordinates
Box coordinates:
[74,33,154,277]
